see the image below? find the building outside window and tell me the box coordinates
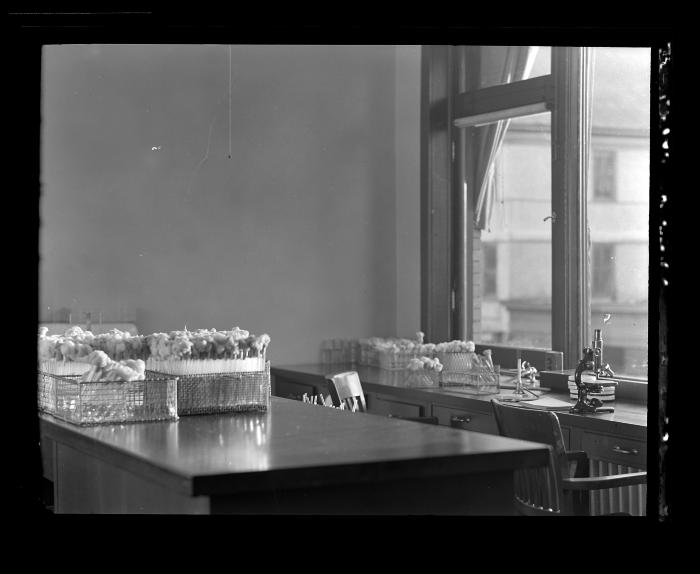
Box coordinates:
[476,48,649,378]
[592,149,617,201]
[482,242,498,298]
[591,243,616,301]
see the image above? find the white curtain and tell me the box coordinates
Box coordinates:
[473,46,540,231]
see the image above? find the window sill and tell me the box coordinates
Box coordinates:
[612,377,648,403]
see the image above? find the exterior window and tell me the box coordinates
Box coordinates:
[422,45,650,380]
[591,243,615,300]
[589,47,649,379]
[476,112,552,349]
[592,149,617,200]
[482,242,497,298]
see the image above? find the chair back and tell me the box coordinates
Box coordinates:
[327,371,367,413]
[491,400,573,515]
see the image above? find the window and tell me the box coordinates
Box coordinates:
[482,242,497,298]
[592,149,616,200]
[591,243,615,300]
[421,45,650,381]
[476,46,551,89]
[589,47,650,379]
[477,113,552,349]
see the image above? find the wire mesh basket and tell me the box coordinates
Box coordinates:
[440,365,501,395]
[359,344,380,367]
[38,359,92,377]
[404,369,441,388]
[378,349,424,370]
[37,371,179,426]
[435,351,480,372]
[148,361,271,415]
[374,368,407,387]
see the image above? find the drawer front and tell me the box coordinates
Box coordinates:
[273,377,319,402]
[432,404,498,435]
[367,393,425,418]
[581,431,647,470]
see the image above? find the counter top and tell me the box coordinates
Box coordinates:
[40,396,551,499]
[272,363,648,437]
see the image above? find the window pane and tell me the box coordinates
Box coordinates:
[475,46,550,89]
[476,112,552,349]
[592,149,616,200]
[589,47,650,379]
[482,243,497,297]
[592,243,615,300]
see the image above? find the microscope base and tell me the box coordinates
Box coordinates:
[570,399,615,414]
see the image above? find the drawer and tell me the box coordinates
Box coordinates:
[273,377,319,402]
[581,431,646,470]
[367,393,426,418]
[432,404,498,435]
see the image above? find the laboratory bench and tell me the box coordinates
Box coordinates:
[271,363,648,472]
[39,396,551,514]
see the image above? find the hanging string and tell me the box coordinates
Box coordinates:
[228,45,232,160]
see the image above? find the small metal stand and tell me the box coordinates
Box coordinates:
[570,347,617,414]
[513,359,525,397]
[496,359,539,402]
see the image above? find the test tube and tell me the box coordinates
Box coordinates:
[514,358,525,396]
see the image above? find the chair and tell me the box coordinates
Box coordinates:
[326,371,438,424]
[490,399,646,516]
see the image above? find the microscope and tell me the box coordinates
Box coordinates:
[571,328,618,414]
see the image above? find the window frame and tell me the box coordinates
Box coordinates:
[421,45,593,371]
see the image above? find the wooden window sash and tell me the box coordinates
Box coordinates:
[453,75,554,123]
[422,46,593,370]
[454,49,556,344]
[421,45,454,343]
[551,46,592,369]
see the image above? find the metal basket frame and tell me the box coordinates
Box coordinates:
[359,345,380,367]
[37,371,179,426]
[147,361,271,415]
[404,369,441,388]
[439,364,501,395]
[436,351,480,372]
[378,348,424,370]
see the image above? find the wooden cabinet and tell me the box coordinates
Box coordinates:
[432,404,498,435]
[269,366,645,468]
[366,392,430,418]
[581,430,647,470]
[272,376,324,402]
[579,429,647,515]
[41,436,54,481]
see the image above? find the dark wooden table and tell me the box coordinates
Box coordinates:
[40,396,551,514]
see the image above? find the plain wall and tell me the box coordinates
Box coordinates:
[40,44,422,364]
[395,45,422,340]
